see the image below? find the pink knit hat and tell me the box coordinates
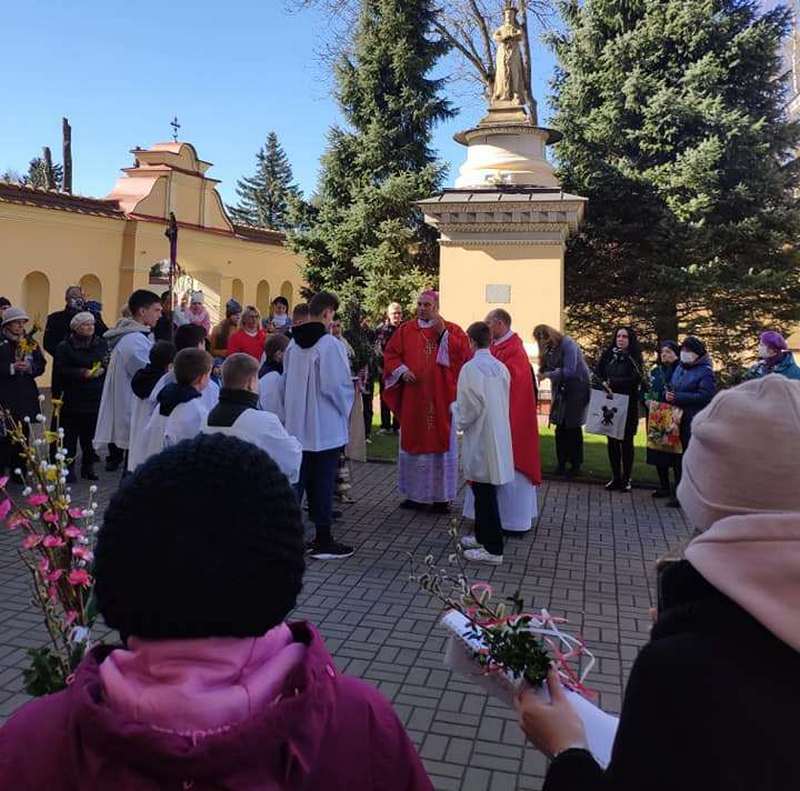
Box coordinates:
[677,374,800,532]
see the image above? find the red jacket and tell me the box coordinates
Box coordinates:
[227,329,267,361]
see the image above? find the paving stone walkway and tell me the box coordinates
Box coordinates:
[0,460,690,790]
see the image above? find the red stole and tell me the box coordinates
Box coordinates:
[382,319,471,454]
[492,333,542,485]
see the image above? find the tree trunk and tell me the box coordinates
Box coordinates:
[41,147,55,190]
[62,118,73,194]
[653,299,679,345]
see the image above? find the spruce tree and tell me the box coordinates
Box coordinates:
[228,132,300,230]
[289,0,454,316]
[550,0,800,365]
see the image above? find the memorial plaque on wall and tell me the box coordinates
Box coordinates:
[485,284,511,304]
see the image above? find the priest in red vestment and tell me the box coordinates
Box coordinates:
[382,290,471,512]
[464,308,541,532]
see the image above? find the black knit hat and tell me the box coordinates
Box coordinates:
[681,335,707,358]
[95,434,305,640]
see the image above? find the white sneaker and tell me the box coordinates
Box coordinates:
[459,534,480,550]
[463,547,503,565]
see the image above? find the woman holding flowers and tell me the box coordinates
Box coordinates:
[0,307,46,481]
[645,341,682,506]
[53,312,108,483]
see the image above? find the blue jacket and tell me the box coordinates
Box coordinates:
[670,355,716,440]
[746,353,800,382]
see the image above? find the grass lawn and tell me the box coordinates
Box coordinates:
[367,413,660,486]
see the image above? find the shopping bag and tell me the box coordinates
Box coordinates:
[646,401,683,454]
[585,388,629,440]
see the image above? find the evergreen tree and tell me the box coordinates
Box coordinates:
[26,157,63,190]
[550,0,800,365]
[228,132,300,230]
[289,0,454,316]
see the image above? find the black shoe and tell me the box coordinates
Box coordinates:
[620,480,632,493]
[666,498,681,508]
[430,502,450,514]
[567,465,581,479]
[81,466,99,482]
[105,459,121,473]
[555,465,567,476]
[605,479,622,491]
[400,499,424,511]
[652,489,669,499]
[309,541,355,560]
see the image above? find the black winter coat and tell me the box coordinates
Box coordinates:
[53,335,109,415]
[543,561,800,791]
[595,349,643,439]
[43,308,108,357]
[0,335,47,421]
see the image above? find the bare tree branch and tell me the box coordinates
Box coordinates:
[432,18,491,84]
[467,0,495,71]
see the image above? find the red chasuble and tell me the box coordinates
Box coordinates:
[382,319,471,455]
[492,332,542,485]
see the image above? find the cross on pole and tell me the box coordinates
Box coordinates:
[170,116,181,143]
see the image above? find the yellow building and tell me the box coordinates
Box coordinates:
[0,141,305,380]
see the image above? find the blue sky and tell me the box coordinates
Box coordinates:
[0,0,558,204]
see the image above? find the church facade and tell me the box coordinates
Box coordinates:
[0,141,304,353]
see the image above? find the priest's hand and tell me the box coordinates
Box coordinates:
[515,669,587,758]
[402,370,417,383]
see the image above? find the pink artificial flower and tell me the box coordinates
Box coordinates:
[27,494,48,507]
[21,535,42,550]
[63,525,82,539]
[0,498,11,521]
[0,476,8,489]
[67,569,91,588]
[47,586,58,602]
[64,610,78,626]
[38,557,49,575]
[7,513,30,531]
[72,546,93,561]
[42,511,60,524]
[45,569,63,583]
[68,507,83,519]
[42,535,66,549]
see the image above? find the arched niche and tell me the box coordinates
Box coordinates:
[232,278,245,305]
[256,280,271,316]
[21,271,50,335]
[79,274,102,303]
[280,281,293,309]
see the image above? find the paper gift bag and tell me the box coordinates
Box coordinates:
[585,389,630,440]
[646,401,683,454]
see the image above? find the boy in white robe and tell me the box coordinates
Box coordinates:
[258,333,289,415]
[93,290,162,468]
[203,353,302,484]
[456,322,514,564]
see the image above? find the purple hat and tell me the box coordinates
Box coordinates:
[760,331,788,353]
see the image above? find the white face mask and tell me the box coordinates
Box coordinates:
[757,343,774,360]
[680,351,698,365]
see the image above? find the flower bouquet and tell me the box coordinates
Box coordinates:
[0,399,99,696]
[646,401,683,454]
[409,521,618,766]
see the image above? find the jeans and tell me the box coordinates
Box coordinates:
[607,436,635,483]
[471,482,503,556]
[294,447,341,545]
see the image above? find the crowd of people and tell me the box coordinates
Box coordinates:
[1,286,799,788]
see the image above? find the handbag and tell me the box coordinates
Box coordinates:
[585,388,630,440]
[646,401,683,454]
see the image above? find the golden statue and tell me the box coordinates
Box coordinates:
[491,4,528,109]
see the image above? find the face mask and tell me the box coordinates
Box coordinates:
[680,351,698,364]
[272,314,288,327]
[757,343,774,360]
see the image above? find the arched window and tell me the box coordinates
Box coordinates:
[79,274,102,303]
[256,280,271,316]
[232,278,244,305]
[21,272,50,336]
[280,281,293,309]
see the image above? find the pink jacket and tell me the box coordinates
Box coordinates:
[0,622,432,790]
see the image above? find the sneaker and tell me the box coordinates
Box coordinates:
[605,479,622,492]
[621,480,632,493]
[459,534,480,550]
[377,428,390,435]
[463,547,503,565]
[309,541,355,560]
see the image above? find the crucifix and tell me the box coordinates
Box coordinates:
[170,116,181,142]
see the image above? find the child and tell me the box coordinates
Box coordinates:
[456,322,514,565]
[265,296,292,334]
[128,341,176,471]
[258,333,289,414]
[204,353,302,483]
[279,292,355,560]
[161,349,213,447]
